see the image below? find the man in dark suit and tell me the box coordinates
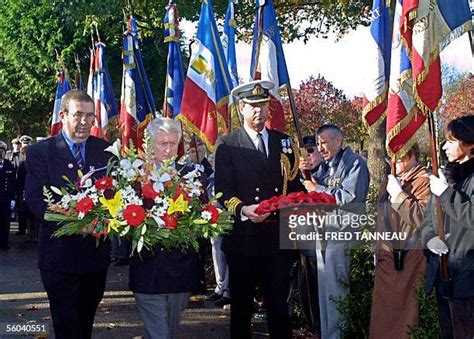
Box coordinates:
[0,140,16,250]
[128,117,201,339]
[215,80,303,339]
[25,90,111,339]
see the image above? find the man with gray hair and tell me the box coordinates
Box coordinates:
[300,123,370,339]
[128,116,201,339]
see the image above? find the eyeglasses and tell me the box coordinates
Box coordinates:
[66,111,96,120]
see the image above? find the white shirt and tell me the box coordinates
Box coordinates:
[243,124,270,157]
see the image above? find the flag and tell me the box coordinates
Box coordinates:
[411,0,472,114]
[178,0,234,152]
[362,0,391,127]
[386,0,426,157]
[50,71,72,136]
[74,54,85,91]
[163,1,185,119]
[120,16,156,149]
[222,0,239,88]
[87,47,95,98]
[91,41,118,138]
[250,0,289,132]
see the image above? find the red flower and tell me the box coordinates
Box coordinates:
[163,213,178,229]
[95,176,113,190]
[76,197,94,214]
[123,205,146,227]
[174,186,190,202]
[204,205,220,223]
[142,182,159,200]
[255,201,272,215]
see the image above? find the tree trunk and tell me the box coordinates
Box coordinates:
[367,121,388,194]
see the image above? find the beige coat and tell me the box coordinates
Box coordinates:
[370,164,431,339]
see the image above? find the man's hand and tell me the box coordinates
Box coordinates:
[242,204,270,223]
[303,180,317,192]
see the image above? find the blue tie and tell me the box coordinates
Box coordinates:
[73,143,84,169]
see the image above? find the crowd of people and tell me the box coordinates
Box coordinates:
[1,83,472,338]
[0,134,38,250]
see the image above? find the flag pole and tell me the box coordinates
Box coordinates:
[285,83,311,180]
[427,111,450,282]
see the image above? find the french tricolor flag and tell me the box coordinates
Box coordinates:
[362,0,391,127]
[250,0,289,133]
[411,0,471,114]
[50,71,71,136]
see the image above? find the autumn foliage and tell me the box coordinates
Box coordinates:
[283,75,367,146]
[441,75,473,123]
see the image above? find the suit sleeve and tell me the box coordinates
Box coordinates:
[215,141,244,217]
[392,175,431,228]
[25,146,48,221]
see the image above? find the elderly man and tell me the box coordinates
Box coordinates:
[128,117,201,339]
[25,90,111,339]
[215,80,303,339]
[300,124,370,339]
[0,140,16,250]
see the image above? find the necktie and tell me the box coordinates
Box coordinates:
[73,143,84,169]
[257,133,267,158]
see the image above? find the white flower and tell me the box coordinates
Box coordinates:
[104,139,122,158]
[120,159,132,170]
[152,214,165,227]
[78,212,85,220]
[132,159,144,169]
[183,168,201,180]
[201,211,212,221]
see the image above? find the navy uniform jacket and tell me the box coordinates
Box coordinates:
[0,159,16,203]
[215,128,303,256]
[25,134,111,273]
[129,164,201,294]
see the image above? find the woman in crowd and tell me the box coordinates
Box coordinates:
[370,143,431,338]
[421,115,474,338]
[128,117,201,339]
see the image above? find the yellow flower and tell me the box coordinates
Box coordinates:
[107,219,121,233]
[167,194,190,215]
[99,191,122,218]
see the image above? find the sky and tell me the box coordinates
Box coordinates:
[181,20,473,99]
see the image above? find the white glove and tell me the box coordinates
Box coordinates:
[429,171,449,196]
[427,235,449,255]
[386,175,403,198]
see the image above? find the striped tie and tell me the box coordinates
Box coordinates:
[73,143,84,169]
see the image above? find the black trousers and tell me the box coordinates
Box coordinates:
[297,255,320,334]
[41,269,108,339]
[437,292,474,339]
[227,252,293,339]
[0,203,11,248]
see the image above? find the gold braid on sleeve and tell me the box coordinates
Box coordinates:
[224,197,243,216]
[280,154,291,195]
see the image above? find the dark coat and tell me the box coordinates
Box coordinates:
[0,158,16,203]
[128,164,201,294]
[421,157,474,297]
[25,133,112,273]
[215,127,303,256]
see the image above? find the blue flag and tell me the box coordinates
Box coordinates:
[163,1,185,119]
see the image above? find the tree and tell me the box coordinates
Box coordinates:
[0,0,371,141]
[440,74,473,123]
[283,75,367,147]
